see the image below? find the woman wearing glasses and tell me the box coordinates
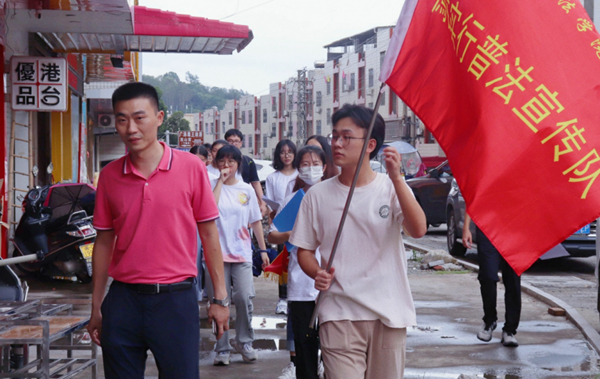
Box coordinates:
[265,140,299,316]
[206,145,270,367]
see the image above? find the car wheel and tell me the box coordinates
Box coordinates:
[447,211,466,256]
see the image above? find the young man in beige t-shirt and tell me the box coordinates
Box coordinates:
[290,104,427,379]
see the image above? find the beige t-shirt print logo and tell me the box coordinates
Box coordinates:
[379,205,390,219]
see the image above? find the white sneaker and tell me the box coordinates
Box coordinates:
[278,362,296,379]
[501,331,519,347]
[276,299,288,315]
[233,341,258,362]
[213,351,230,366]
[318,360,325,379]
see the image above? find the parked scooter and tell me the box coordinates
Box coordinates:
[11,165,96,283]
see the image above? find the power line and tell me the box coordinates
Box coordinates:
[220,0,279,20]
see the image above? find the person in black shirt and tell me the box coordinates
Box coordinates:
[225,129,267,215]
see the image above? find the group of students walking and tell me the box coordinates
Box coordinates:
[90,80,523,379]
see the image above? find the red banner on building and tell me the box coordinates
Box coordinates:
[381,0,600,274]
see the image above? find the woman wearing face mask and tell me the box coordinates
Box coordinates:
[269,145,333,379]
[206,145,270,367]
[286,135,339,197]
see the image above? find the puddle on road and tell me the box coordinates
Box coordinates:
[251,316,287,330]
[200,337,287,352]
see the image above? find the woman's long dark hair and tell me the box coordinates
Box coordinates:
[292,145,332,193]
[189,144,208,158]
[306,135,339,179]
[272,139,297,171]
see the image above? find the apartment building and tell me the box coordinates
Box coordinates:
[193,26,446,165]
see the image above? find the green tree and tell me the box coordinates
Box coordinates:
[159,111,190,145]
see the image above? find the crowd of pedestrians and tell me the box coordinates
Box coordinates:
[88,81,521,379]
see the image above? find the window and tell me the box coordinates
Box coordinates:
[248,110,253,124]
[222,121,226,129]
[263,109,267,123]
[316,120,322,135]
[241,111,246,124]
[242,137,246,148]
[210,122,214,133]
[272,97,277,112]
[350,73,356,92]
[368,68,374,88]
[368,102,374,109]
[288,94,293,110]
[380,51,386,69]
[228,112,232,125]
[316,91,322,107]
[271,123,276,135]
[326,108,331,125]
[326,80,331,95]
[205,123,208,132]
[263,134,268,147]
[380,91,386,106]
[248,135,253,148]
[342,76,348,92]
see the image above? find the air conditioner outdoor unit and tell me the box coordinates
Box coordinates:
[98,114,115,129]
[269,132,276,138]
[260,149,265,154]
[315,107,322,114]
[287,131,293,137]
[283,111,289,117]
[272,111,278,118]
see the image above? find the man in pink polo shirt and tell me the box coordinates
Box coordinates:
[87,82,229,379]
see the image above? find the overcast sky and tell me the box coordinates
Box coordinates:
[139,0,404,95]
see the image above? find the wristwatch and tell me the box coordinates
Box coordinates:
[211,296,230,307]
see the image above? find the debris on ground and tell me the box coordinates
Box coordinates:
[548,307,566,316]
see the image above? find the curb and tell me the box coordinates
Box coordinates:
[404,241,600,355]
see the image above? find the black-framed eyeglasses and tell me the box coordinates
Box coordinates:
[330,135,366,147]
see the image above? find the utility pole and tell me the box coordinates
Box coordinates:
[296,68,308,145]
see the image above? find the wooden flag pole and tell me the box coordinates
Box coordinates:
[308,83,386,331]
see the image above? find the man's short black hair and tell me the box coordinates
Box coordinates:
[112,82,160,112]
[215,144,243,174]
[332,104,385,160]
[225,129,244,141]
[273,139,297,171]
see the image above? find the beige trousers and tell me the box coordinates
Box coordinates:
[320,320,407,379]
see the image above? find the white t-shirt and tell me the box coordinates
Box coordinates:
[265,170,299,206]
[269,190,320,302]
[211,178,261,263]
[289,173,417,328]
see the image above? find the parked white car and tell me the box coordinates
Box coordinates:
[253,159,276,183]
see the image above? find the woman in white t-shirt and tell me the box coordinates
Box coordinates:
[269,145,332,379]
[206,139,228,178]
[205,145,270,367]
[265,140,298,316]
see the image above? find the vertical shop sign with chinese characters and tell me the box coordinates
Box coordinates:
[11,57,67,112]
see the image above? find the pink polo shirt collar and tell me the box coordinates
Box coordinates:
[122,142,174,177]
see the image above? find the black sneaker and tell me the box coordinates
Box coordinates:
[477,321,497,342]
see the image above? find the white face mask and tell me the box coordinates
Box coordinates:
[298,166,324,186]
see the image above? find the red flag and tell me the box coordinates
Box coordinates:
[264,246,289,284]
[381,0,600,274]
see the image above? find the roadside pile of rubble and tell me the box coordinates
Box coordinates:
[411,249,465,271]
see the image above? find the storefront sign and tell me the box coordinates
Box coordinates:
[11,57,67,111]
[178,131,204,148]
